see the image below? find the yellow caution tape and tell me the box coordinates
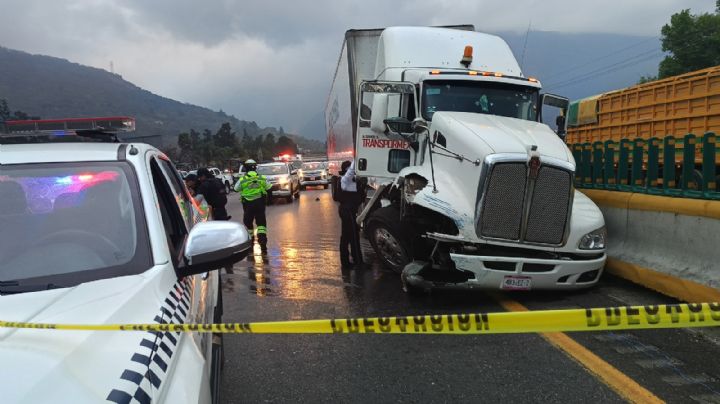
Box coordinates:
[2,303,719,334]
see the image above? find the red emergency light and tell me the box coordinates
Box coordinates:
[3,116,136,134]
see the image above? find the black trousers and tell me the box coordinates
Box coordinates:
[212,206,229,221]
[339,202,363,265]
[243,197,267,247]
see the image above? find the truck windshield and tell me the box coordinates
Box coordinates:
[422,80,539,121]
[0,162,150,293]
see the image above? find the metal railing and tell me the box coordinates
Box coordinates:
[570,132,720,200]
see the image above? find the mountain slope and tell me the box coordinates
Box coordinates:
[0,46,271,146]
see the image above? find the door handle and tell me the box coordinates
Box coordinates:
[358,158,367,171]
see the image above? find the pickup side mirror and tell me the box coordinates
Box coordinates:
[177,221,251,277]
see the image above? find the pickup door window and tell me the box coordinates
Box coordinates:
[150,157,188,263]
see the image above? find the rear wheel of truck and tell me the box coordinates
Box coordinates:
[366,206,411,273]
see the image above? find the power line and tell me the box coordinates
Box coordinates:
[541,37,659,82]
[543,47,662,88]
[544,51,665,91]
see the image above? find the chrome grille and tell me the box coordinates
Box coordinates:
[525,166,571,244]
[476,160,573,245]
[479,163,527,240]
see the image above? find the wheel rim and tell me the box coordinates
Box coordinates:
[373,227,407,268]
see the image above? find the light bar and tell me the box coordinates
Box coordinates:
[2,116,136,134]
[427,70,540,84]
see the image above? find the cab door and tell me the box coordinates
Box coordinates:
[355,81,418,181]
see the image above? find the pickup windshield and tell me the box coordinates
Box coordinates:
[0,162,150,293]
[422,80,539,121]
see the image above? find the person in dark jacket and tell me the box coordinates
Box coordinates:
[338,160,363,268]
[196,168,229,220]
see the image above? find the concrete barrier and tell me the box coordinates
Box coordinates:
[581,190,720,302]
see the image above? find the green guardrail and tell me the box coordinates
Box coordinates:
[570,132,720,200]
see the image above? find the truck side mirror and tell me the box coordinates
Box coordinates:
[555,115,567,139]
[370,94,388,133]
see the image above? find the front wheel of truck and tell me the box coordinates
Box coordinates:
[366,206,410,273]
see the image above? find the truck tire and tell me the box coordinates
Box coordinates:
[366,206,411,273]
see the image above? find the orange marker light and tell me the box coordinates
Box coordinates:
[469,71,478,75]
[528,77,538,82]
[430,70,440,75]
[482,71,492,76]
[494,72,503,77]
[460,45,473,67]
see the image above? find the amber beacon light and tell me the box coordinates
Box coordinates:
[460,45,473,67]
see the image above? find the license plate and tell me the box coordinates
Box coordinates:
[501,276,532,291]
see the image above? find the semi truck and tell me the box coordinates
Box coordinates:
[325,26,607,292]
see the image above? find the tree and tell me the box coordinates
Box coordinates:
[177,132,194,163]
[275,135,298,155]
[658,7,720,78]
[214,122,236,149]
[0,99,11,120]
[262,133,276,158]
[637,75,658,85]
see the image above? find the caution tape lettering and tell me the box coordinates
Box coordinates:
[585,303,720,328]
[2,303,718,335]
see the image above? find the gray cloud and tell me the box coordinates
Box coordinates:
[0,0,716,133]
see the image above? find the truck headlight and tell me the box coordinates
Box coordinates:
[578,227,607,250]
[278,176,289,185]
[321,170,327,178]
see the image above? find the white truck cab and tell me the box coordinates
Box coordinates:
[0,117,251,403]
[326,26,607,292]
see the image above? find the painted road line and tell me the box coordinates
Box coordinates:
[495,298,664,404]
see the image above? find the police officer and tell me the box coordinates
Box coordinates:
[234,159,272,253]
[196,168,229,220]
[338,160,363,268]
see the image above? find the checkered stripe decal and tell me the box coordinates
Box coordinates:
[106,277,194,404]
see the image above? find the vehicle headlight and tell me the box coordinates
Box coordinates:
[278,176,289,185]
[321,170,327,178]
[404,176,428,195]
[298,170,304,177]
[578,227,607,250]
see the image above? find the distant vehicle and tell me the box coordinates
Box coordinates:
[0,116,251,403]
[326,26,606,292]
[257,162,300,203]
[208,167,235,193]
[299,161,329,189]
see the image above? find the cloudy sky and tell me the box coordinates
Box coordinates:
[0,0,715,134]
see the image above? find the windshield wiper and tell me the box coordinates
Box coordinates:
[0,280,63,295]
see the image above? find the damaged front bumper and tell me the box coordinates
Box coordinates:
[402,251,606,292]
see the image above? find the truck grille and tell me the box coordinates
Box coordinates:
[477,162,572,245]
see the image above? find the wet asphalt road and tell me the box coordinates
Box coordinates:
[219,188,720,403]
